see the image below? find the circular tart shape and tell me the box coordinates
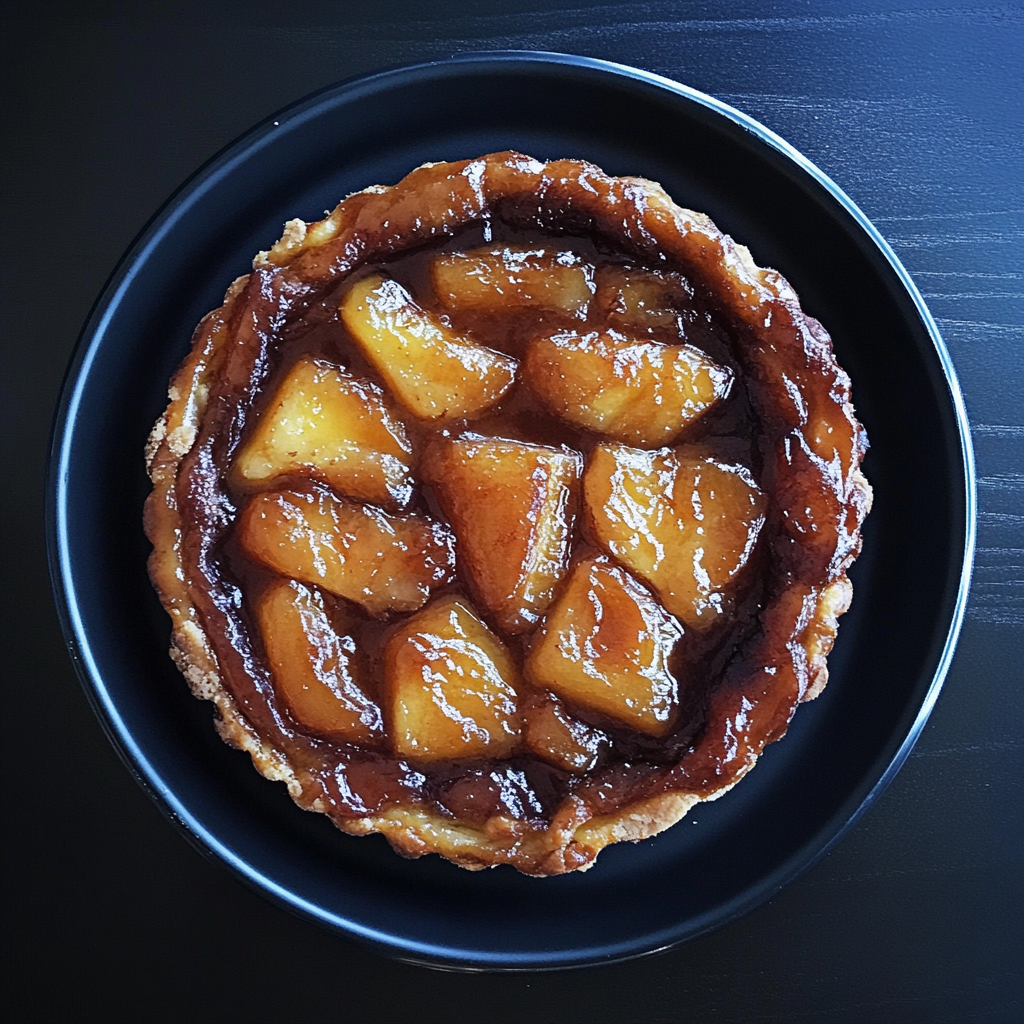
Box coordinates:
[144,152,871,876]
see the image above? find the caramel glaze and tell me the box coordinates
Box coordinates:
[147,153,870,861]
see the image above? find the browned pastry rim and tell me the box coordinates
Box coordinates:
[144,152,872,875]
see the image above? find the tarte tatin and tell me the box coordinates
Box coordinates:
[145,153,871,875]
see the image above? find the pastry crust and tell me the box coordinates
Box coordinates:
[145,153,871,875]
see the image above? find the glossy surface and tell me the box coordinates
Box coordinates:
[42,49,978,975]
[524,328,732,447]
[432,245,595,316]
[585,445,767,628]
[237,488,455,615]
[523,695,607,774]
[422,435,580,633]
[527,557,684,736]
[340,273,517,421]
[596,265,698,334]
[257,578,382,744]
[234,356,414,510]
[386,596,521,762]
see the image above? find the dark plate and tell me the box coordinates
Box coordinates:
[47,52,974,970]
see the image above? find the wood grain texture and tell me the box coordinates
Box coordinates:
[3,2,1021,1021]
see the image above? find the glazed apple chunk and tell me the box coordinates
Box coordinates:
[386,596,520,763]
[431,245,595,317]
[339,273,517,422]
[523,696,607,774]
[584,444,767,629]
[522,329,732,449]
[232,355,414,510]
[237,487,455,616]
[256,578,382,744]
[595,265,696,333]
[422,435,581,634]
[527,556,684,737]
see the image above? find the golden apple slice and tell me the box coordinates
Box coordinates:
[431,245,595,316]
[526,556,683,737]
[256,577,382,744]
[421,435,581,633]
[237,488,455,616]
[339,272,517,421]
[595,264,695,332]
[523,696,607,774]
[233,355,414,510]
[522,329,732,448]
[386,596,521,762]
[584,444,766,629]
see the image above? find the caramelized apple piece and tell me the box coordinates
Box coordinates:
[237,488,455,616]
[256,578,382,744]
[523,329,732,448]
[595,265,695,332]
[422,435,581,633]
[526,556,682,736]
[584,444,766,629]
[233,356,413,510]
[339,273,517,421]
[523,696,607,774]
[431,246,595,316]
[386,596,521,762]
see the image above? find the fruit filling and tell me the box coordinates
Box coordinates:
[523,329,732,447]
[386,596,521,762]
[421,435,581,634]
[256,578,382,745]
[223,229,766,804]
[340,273,518,421]
[583,444,767,628]
[526,556,684,737]
[233,355,414,509]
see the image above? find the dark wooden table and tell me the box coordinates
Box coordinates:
[4,3,1021,1021]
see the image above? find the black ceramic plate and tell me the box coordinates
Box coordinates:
[48,52,974,970]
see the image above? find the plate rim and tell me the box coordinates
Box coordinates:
[46,49,977,971]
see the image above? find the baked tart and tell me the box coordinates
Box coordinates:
[145,152,871,876]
